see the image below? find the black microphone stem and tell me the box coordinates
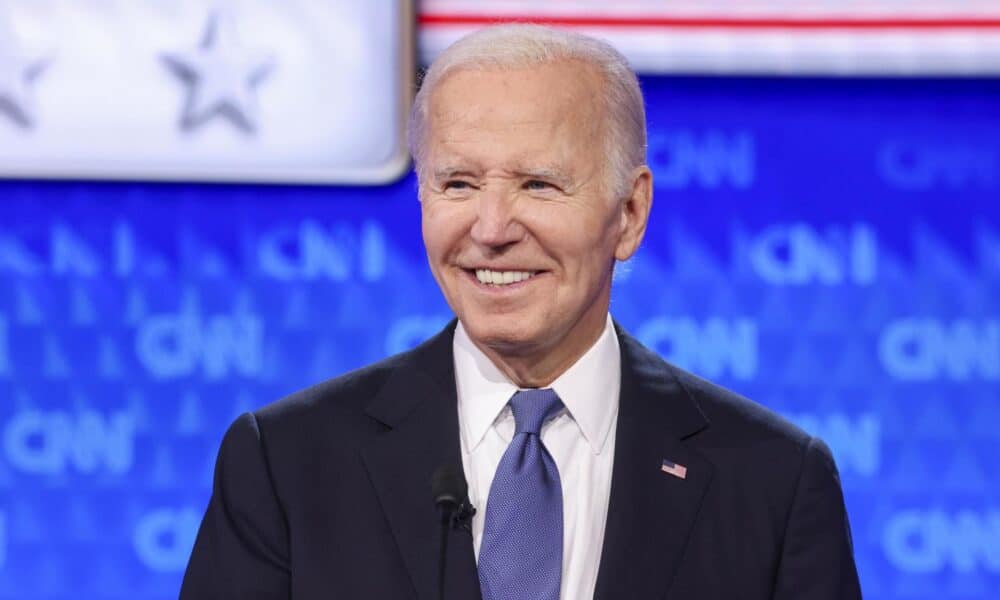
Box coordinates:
[431,464,475,600]
[438,508,450,600]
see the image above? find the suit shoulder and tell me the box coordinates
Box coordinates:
[667,363,811,449]
[252,348,414,431]
[619,326,809,449]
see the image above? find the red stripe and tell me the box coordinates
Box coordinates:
[420,13,1000,30]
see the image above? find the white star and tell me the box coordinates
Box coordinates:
[162,11,275,133]
[0,7,49,129]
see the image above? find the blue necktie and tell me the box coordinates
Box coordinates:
[478,388,564,600]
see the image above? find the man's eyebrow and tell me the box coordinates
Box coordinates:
[515,168,573,187]
[431,167,480,180]
[429,166,572,186]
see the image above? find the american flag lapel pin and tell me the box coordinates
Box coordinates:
[661,458,688,480]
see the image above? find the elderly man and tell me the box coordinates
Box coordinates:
[180,25,862,600]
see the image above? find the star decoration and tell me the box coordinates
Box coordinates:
[0,8,50,129]
[162,11,275,133]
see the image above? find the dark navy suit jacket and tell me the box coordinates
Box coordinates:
[179,322,862,599]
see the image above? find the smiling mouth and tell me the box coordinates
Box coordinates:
[467,268,540,286]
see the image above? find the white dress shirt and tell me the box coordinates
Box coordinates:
[454,315,621,600]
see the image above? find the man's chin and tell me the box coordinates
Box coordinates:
[461,318,545,357]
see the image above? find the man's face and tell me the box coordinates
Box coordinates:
[420,60,649,372]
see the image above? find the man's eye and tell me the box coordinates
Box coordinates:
[443,181,473,191]
[524,180,553,191]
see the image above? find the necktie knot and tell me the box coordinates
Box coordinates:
[510,388,563,435]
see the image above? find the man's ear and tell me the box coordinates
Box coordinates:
[614,166,653,261]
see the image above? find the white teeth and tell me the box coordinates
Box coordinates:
[475,269,536,286]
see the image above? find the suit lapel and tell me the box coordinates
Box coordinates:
[360,323,482,600]
[594,327,715,600]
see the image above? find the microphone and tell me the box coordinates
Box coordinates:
[431,465,476,600]
[432,464,475,528]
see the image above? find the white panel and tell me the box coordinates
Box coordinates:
[0,0,414,184]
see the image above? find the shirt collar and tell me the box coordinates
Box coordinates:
[454,315,620,456]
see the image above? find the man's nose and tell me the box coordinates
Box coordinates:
[469,190,524,248]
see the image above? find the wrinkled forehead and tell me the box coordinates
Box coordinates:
[424,61,608,165]
[429,61,605,133]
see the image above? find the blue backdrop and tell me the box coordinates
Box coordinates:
[0,76,997,599]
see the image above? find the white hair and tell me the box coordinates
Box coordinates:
[408,24,647,198]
